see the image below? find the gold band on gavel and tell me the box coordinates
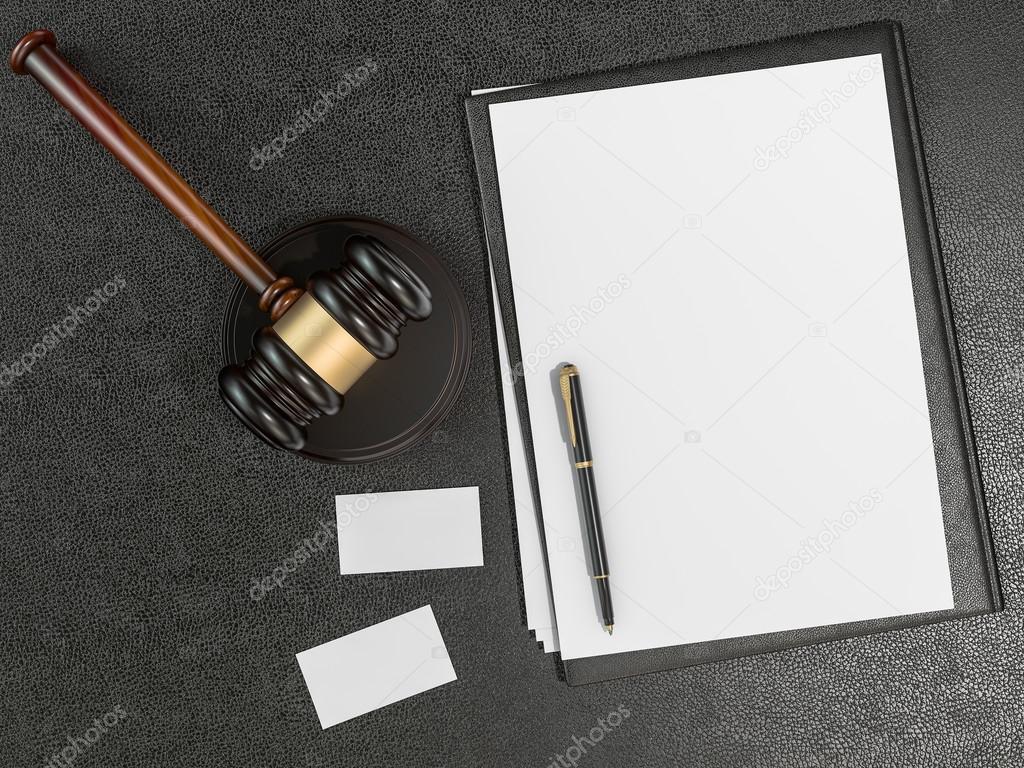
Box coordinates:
[272,293,377,394]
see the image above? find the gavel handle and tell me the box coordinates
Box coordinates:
[10,29,301,320]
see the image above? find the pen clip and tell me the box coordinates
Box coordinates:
[559,366,576,447]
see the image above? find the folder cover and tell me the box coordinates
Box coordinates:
[467,22,1001,685]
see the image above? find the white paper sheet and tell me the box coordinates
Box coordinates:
[295,605,457,728]
[475,85,560,653]
[337,487,482,574]
[491,266,559,652]
[486,53,955,661]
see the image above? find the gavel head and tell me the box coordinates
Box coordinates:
[219,235,432,453]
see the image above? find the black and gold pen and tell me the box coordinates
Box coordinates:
[559,363,614,635]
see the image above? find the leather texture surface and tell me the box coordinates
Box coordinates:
[1,2,1021,766]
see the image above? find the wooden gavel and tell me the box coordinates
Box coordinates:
[11,29,432,453]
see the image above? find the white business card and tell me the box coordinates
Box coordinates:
[336,487,483,574]
[295,605,457,729]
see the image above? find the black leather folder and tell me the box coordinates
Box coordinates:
[466,21,1002,685]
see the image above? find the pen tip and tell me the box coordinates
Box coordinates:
[605,624,614,636]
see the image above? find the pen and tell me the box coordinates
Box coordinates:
[559,364,614,636]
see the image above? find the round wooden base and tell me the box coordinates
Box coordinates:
[222,216,471,464]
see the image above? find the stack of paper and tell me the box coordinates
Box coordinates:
[492,270,560,652]
[481,53,955,663]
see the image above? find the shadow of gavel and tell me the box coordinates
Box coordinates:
[11,30,432,454]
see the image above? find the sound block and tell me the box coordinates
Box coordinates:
[222,216,471,464]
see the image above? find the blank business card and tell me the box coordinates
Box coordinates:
[336,487,483,574]
[295,605,457,729]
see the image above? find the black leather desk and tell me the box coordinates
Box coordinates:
[1,2,1020,765]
